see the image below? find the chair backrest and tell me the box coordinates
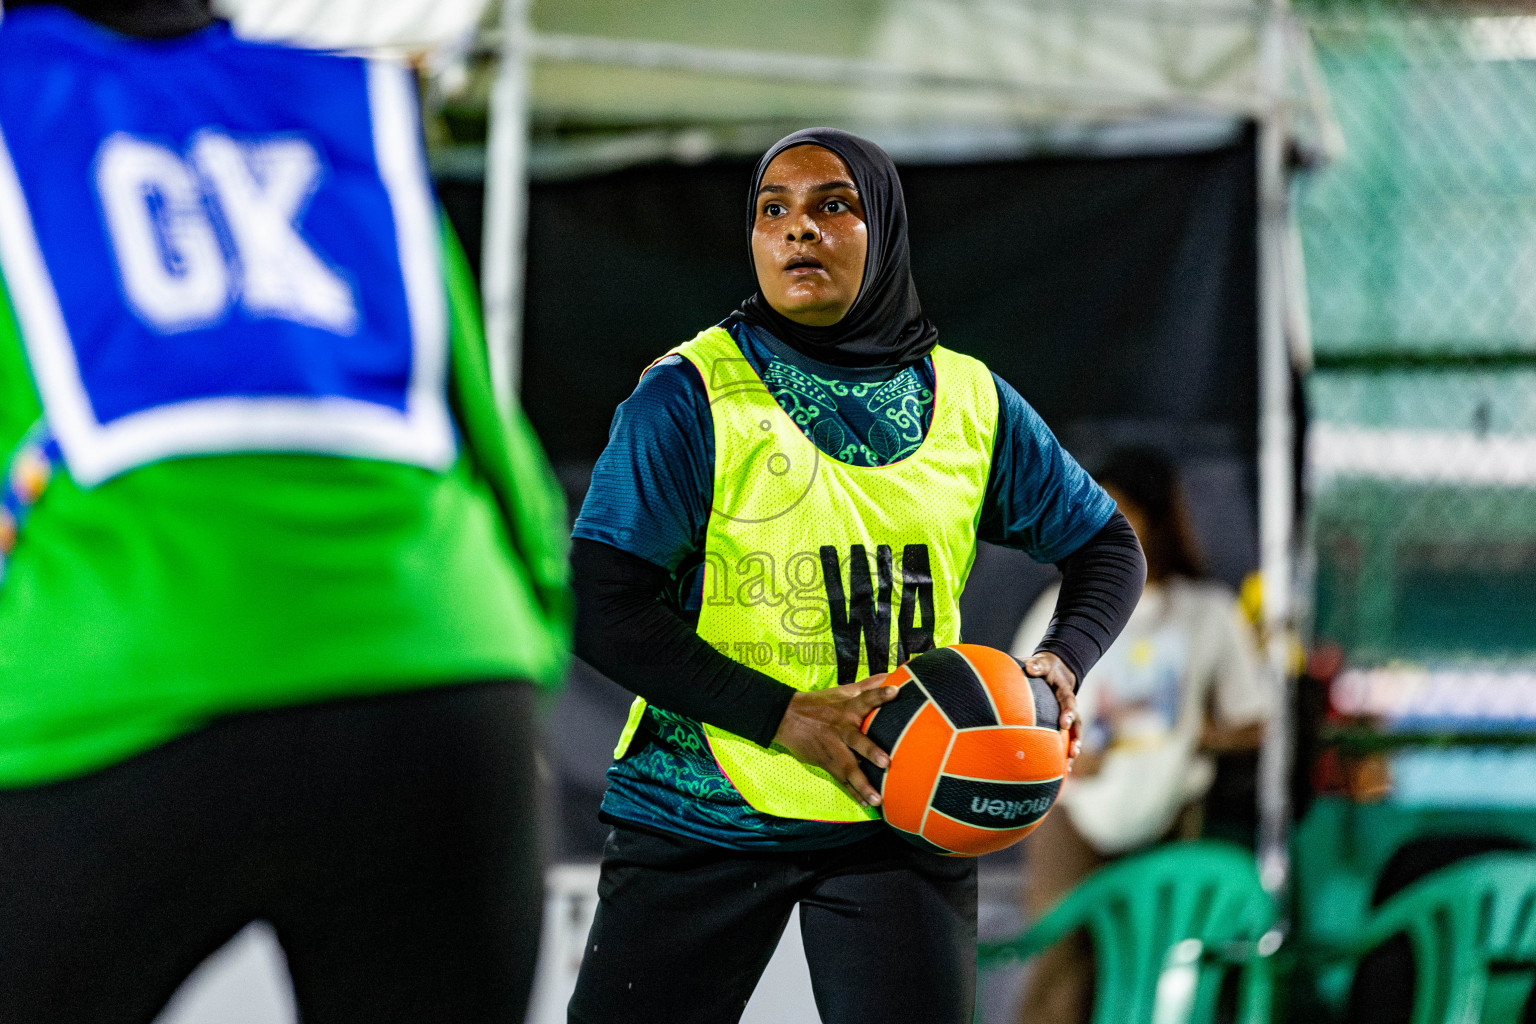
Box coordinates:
[1354,853,1536,1024]
[982,840,1276,1024]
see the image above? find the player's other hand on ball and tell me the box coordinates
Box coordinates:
[774,674,897,808]
[1020,653,1081,768]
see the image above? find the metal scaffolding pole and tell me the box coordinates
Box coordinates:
[1255,0,1299,901]
[481,0,532,410]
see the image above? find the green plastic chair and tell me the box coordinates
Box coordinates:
[1311,853,1536,1024]
[979,840,1279,1024]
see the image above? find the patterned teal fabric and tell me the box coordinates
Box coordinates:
[757,362,931,467]
[744,321,934,468]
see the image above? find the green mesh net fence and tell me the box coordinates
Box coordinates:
[1299,5,1536,689]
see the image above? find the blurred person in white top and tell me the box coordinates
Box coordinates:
[1013,446,1271,1024]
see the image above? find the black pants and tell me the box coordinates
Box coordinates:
[0,681,542,1024]
[568,823,978,1024]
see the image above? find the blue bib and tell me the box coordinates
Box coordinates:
[0,8,453,486]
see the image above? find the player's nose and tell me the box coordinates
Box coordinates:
[785,211,819,243]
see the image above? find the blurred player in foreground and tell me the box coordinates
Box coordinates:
[567,127,1147,1024]
[0,2,570,1021]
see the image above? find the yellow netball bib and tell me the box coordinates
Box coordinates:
[614,326,998,822]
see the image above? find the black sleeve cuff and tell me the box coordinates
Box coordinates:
[1034,633,1090,690]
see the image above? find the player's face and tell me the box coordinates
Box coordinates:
[751,145,868,327]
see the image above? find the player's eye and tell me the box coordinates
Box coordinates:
[762,201,786,217]
[824,198,851,214]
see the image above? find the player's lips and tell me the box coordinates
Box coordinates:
[782,254,826,275]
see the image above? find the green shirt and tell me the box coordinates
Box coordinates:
[0,226,571,787]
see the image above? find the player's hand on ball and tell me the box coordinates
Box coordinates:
[1020,653,1081,768]
[773,674,897,807]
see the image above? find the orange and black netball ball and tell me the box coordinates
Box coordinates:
[860,644,1068,857]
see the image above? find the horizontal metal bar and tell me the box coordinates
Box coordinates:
[1320,725,1536,752]
[479,0,1269,50]
[1313,348,1536,371]
[518,30,1265,117]
[428,112,1248,183]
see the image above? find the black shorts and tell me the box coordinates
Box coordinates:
[0,681,542,1024]
[568,822,978,1024]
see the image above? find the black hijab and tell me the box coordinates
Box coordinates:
[735,128,938,369]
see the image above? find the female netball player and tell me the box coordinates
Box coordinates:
[568,128,1147,1023]
[0,3,568,1022]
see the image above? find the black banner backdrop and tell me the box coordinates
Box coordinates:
[441,130,1261,854]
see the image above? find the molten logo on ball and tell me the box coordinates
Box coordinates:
[970,796,1055,820]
